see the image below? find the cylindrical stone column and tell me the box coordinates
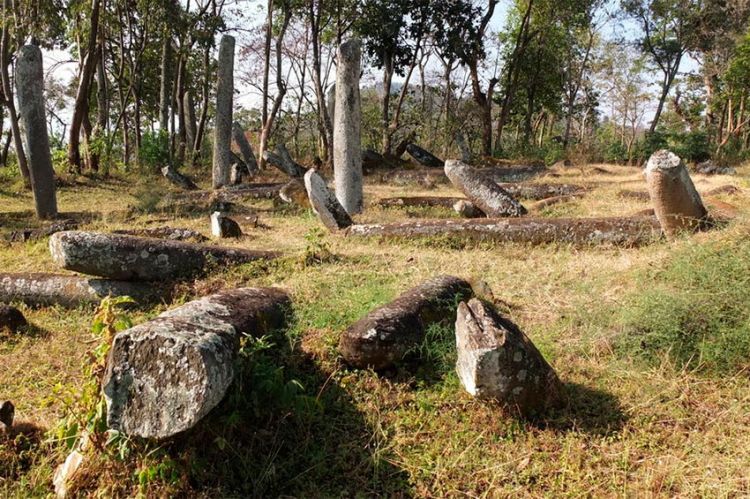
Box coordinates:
[212,35,235,189]
[645,149,707,238]
[16,44,57,219]
[333,39,363,214]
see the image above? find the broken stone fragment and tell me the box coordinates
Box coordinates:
[0,400,13,430]
[210,212,243,238]
[645,150,708,238]
[49,231,277,281]
[103,287,291,439]
[303,169,354,231]
[455,298,565,416]
[339,275,473,370]
[445,160,527,217]
[0,304,27,332]
[0,273,162,308]
[453,199,486,218]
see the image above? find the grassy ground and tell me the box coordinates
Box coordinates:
[1,162,750,497]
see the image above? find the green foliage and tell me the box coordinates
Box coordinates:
[301,227,335,268]
[615,239,750,375]
[670,130,710,163]
[138,130,170,173]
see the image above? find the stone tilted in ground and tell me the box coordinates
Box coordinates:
[645,150,708,238]
[162,166,199,191]
[0,273,163,307]
[0,304,26,332]
[232,121,259,176]
[112,227,208,243]
[455,298,565,417]
[406,143,444,168]
[210,212,243,238]
[303,169,354,231]
[263,144,307,178]
[339,275,474,370]
[345,216,662,248]
[49,231,277,281]
[103,287,291,439]
[0,400,13,430]
[445,160,527,217]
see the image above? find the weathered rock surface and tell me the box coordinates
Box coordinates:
[339,275,473,370]
[112,227,208,243]
[333,38,363,214]
[264,145,306,178]
[378,196,466,209]
[304,169,354,231]
[212,35,235,189]
[445,160,527,217]
[346,216,662,247]
[0,273,162,307]
[210,212,243,238]
[453,199,486,218]
[161,166,199,191]
[279,179,310,208]
[497,183,586,201]
[0,400,14,430]
[455,298,565,416]
[49,231,277,281]
[232,122,259,176]
[704,184,741,197]
[645,150,708,238]
[695,160,736,175]
[406,144,444,168]
[0,304,27,332]
[176,183,284,204]
[103,287,291,439]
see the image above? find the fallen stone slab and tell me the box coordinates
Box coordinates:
[645,150,708,238]
[175,183,284,203]
[4,219,78,243]
[0,400,13,430]
[379,168,448,187]
[445,160,527,217]
[339,275,473,370]
[304,169,354,231]
[695,160,736,175]
[406,143,444,168]
[103,287,291,439]
[618,189,650,201]
[345,216,662,247]
[704,184,741,196]
[112,227,208,243]
[528,194,582,211]
[0,273,163,307]
[0,304,26,332]
[474,165,547,183]
[162,166,199,191]
[49,231,278,281]
[456,298,565,416]
[497,183,587,201]
[377,196,466,209]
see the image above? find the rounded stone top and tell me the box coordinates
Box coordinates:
[338,38,361,59]
[645,149,682,172]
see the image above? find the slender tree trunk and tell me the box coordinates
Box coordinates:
[159,35,171,131]
[649,58,681,134]
[193,46,210,166]
[381,51,394,155]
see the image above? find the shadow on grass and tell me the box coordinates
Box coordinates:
[0,322,51,345]
[537,382,627,436]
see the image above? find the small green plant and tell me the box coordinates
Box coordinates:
[302,227,335,267]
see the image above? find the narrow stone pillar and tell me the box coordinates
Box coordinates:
[645,150,708,238]
[15,44,57,219]
[232,121,259,176]
[212,35,235,189]
[333,39,363,214]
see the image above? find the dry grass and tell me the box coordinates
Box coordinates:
[1,162,749,497]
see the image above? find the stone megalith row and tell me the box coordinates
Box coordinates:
[103,287,291,439]
[213,35,235,189]
[16,44,57,219]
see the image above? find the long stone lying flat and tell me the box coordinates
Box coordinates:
[49,231,279,281]
[0,273,162,307]
[345,216,662,247]
[103,287,291,440]
[339,275,473,370]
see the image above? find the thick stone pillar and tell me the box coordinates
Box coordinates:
[645,150,708,238]
[212,35,235,189]
[333,39,363,214]
[15,44,57,219]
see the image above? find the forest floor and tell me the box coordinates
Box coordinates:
[1,160,750,497]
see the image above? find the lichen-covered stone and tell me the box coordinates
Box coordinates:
[0,273,161,307]
[0,304,26,332]
[304,169,354,231]
[212,35,235,189]
[445,160,527,217]
[453,199,486,218]
[339,275,473,370]
[112,227,208,243]
[456,298,565,416]
[345,216,662,247]
[497,183,587,201]
[161,166,198,191]
[49,231,277,281]
[103,287,291,439]
[406,144,444,168]
[378,196,466,209]
[645,150,708,238]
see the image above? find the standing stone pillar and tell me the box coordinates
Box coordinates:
[333,39,363,214]
[232,121,259,176]
[15,44,57,219]
[645,149,708,238]
[212,35,235,189]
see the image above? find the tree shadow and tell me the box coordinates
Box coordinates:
[168,334,413,497]
[534,382,628,436]
[0,322,51,345]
